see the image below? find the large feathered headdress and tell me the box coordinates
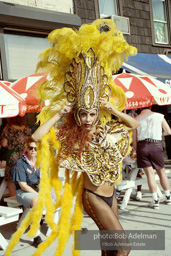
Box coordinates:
[36,19,137,125]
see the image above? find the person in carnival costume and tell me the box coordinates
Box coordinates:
[5,19,139,256]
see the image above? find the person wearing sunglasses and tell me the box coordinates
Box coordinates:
[13,136,42,247]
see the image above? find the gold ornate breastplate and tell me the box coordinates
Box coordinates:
[59,120,130,186]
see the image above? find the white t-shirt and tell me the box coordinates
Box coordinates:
[135,109,164,141]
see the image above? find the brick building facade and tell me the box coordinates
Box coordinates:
[0,0,171,81]
[73,0,171,55]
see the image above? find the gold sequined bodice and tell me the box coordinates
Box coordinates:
[59,120,130,186]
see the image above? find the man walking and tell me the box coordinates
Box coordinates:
[135,107,171,209]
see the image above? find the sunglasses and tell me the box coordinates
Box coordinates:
[28,146,37,151]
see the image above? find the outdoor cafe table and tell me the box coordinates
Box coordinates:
[0,167,24,251]
[116,158,163,210]
[0,206,23,250]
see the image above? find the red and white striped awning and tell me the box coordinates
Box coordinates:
[0,81,26,118]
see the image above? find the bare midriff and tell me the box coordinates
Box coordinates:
[83,172,114,197]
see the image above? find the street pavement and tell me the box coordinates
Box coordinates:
[0,161,171,256]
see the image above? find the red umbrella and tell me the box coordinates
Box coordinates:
[10,72,47,113]
[2,81,11,86]
[113,72,171,109]
[0,81,26,118]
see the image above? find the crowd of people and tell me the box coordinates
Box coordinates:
[0,18,171,256]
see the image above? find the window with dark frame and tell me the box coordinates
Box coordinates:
[152,0,169,44]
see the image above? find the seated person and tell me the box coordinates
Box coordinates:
[13,137,42,247]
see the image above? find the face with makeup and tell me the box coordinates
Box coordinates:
[79,109,97,130]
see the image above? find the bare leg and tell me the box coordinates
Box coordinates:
[143,167,157,193]
[155,168,170,191]
[30,196,38,208]
[7,180,16,196]
[82,190,130,256]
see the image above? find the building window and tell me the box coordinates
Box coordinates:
[4,33,49,80]
[152,0,169,44]
[99,0,118,18]
[0,1,81,81]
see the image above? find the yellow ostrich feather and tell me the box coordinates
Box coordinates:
[35,19,137,119]
[71,175,84,256]
[28,134,50,237]
[4,209,33,256]
[54,169,74,256]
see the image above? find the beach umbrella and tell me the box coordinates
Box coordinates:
[10,73,47,113]
[0,81,26,118]
[113,72,171,109]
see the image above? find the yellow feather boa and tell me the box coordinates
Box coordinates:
[5,129,84,256]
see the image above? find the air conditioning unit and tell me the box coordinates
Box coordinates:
[100,14,130,35]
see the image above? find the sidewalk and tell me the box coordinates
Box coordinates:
[0,161,171,256]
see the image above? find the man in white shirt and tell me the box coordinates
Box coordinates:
[135,107,171,209]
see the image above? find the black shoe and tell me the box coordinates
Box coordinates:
[166,195,171,205]
[149,199,159,209]
[32,236,43,248]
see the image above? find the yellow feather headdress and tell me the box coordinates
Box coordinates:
[36,19,137,125]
